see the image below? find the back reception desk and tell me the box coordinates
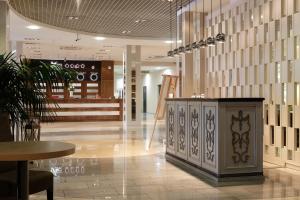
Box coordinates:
[165,98,264,183]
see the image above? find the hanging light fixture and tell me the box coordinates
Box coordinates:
[184,0,192,53]
[178,0,185,54]
[198,0,207,48]
[192,0,199,49]
[215,0,226,43]
[206,0,215,46]
[173,0,179,56]
[167,0,174,57]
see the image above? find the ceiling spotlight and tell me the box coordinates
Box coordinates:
[178,46,185,54]
[198,0,207,48]
[216,0,226,43]
[173,48,179,56]
[167,0,174,57]
[206,0,215,47]
[178,0,184,55]
[198,39,207,48]
[216,32,226,43]
[26,25,41,30]
[192,42,198,49]
[184,44,192,53]
[94,36,106,41]
[167,50,174,57]
[206,36,215,46]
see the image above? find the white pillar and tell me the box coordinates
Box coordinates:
[10,41,23,59]
[0,1,9,54]
[124,45,142,125]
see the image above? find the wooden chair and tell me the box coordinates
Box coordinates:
[0,116,54,200]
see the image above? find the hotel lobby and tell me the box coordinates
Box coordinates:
[1,0,300,199]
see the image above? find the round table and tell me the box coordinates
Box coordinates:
[0,141,75,200]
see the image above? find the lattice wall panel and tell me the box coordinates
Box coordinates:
[205,0,300,168]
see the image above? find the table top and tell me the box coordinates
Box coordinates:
[0,141,75,161]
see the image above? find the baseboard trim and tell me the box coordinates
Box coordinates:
[166,153,264,186]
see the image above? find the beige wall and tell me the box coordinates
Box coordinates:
[203,0,300,169]
[142,68,175,114]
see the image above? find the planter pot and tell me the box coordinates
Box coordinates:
[0,113,13,142]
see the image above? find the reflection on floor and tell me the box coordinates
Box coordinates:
[31,115,300,200]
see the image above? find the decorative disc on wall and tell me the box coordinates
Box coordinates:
[77,72,85,81]
[90,72,99,81]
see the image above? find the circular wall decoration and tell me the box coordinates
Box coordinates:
[65,64,69,68]
[90,73,98,81]
[77,72,85,81]
[81,64,85,69]
[91,65,95,70]
[70,64,74,68]
[75,64,79,69]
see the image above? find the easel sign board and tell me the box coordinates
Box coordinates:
[148,75,178,149]
[156,75,178,120]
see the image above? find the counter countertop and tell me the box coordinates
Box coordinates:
[165,97,264,102]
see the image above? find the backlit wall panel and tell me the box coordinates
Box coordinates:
[205,0,300,169]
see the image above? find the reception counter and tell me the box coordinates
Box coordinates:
[165,98,264,183]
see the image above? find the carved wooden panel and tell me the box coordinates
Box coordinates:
[187,102,201,165]
[202,102,217,171]
[176,101,188,159]
[166,102,176,154]
[223,106,257,170]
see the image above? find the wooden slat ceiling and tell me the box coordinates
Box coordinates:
[8,0,193,39]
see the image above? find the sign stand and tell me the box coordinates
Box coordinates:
[148,75,178,149]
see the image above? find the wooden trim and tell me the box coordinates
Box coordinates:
[48,115,121,122]
[50,107,120,112]
[51,98,122,103]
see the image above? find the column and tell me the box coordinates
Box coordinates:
[179,10,206,97]
[10,41,23,59]
[181,11,194,97]
[124,45,142,125]
[0,1,9,54]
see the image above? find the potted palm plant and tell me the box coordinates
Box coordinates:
[0,53,76,140]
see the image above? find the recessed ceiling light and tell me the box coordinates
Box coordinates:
[105,49,111,52]
[94,36,106,41]
[164,40,182,44]
[67,16,80,20]
[26,25,41,30]
[122,30,131,34]
[135,19,147,23]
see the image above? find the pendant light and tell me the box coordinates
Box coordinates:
[178,0,185,54]
[215,0,226,43]
[184,0,192,53]
[198,0,207,48]
[206,0,215,46]
[173,0,179,56]
[167,0,174,57]
[192,0,199,49]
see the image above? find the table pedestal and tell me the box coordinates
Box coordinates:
[17,161,28,200]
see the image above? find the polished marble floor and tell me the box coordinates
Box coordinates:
[31,115,300,200]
